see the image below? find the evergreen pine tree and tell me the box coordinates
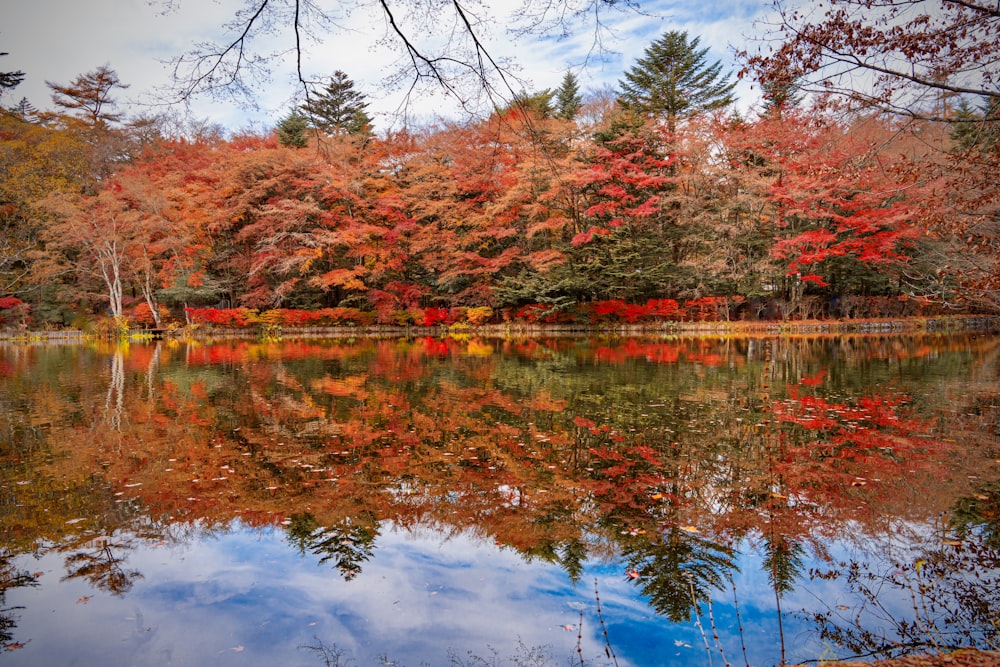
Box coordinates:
[300,70,372,136]
[277,110,309,148]
[618,31,735,131]
[952,98,1000,153]
[554,71,583,121]
[760,77,802,118]
[509,89,555,118]
[8,97,36,119]
[0,51,25,98]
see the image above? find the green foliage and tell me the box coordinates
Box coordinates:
[952,97,1000,153]
[300,70,372,136]
[276,110,309,148]
[554,71,583,121]
[618,30,735,130]
[512,89,555,117]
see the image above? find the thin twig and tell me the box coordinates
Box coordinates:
[689,577,714,667]
[728,572,751,666]
[594,578,620,667]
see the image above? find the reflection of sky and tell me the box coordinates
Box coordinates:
[1,521,964,666]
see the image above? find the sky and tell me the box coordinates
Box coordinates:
[1,0,774,133]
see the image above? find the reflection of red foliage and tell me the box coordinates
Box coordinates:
[772,385,944,504]
[420,336,452,356]
[799,369,828,386]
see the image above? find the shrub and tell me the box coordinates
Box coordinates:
[464,306,493,325]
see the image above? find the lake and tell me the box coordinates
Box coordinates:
[1,333,998,666]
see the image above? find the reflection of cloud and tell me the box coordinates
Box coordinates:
[6,520,960,667]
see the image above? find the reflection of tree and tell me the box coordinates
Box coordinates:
[762,530,805,665]
[61,538,143,596]
[806,536,1000,660]
[287,512,379,581]
[4,334,1000,659]
[1,550,38,650]
[623,527,736,622]
[951,481,1000,549]
[104,346,126,431]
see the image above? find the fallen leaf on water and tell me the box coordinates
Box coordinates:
[836,605,850,610]
[560,625,574,631]
[5,642,26,650]
[76,597,91,604]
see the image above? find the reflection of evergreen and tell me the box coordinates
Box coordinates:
[951,481,1000,549]
[762,534,805,596]
[623,527,736,622]
[521,537,589,585]
[1,551,38,648]
[557,539,588,584]
[287,512,379,581]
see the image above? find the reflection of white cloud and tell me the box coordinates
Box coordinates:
[7,520,965,667]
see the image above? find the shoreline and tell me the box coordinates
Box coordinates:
[2,314,998,343]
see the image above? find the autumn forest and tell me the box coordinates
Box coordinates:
[1,17,999,333]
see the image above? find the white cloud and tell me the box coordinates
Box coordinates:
[1,0,771,133]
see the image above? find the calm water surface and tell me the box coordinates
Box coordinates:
[1,334,998,666]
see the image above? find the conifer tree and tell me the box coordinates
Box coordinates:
[510,89,555,118]
[554,71,583,121]
[0,51,25,99]
[618,31,734,131]
[277,110,309,148]
[300,70,372,136]
[47,65,129,128]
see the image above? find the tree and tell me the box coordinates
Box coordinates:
[943,98,1000,310]
[299,70,372,136]
[37,188,137,321]
[0,52,25,101]
[47,65,129,128]
[0,112,91,308]
[765,113,934,302]
[741,0,1000,122]
[742,2,1000,311]
[554,71,583,121]
[618,30,735,132]
[276,110,309,148]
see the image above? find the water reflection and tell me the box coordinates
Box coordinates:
[0,334,998,664]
